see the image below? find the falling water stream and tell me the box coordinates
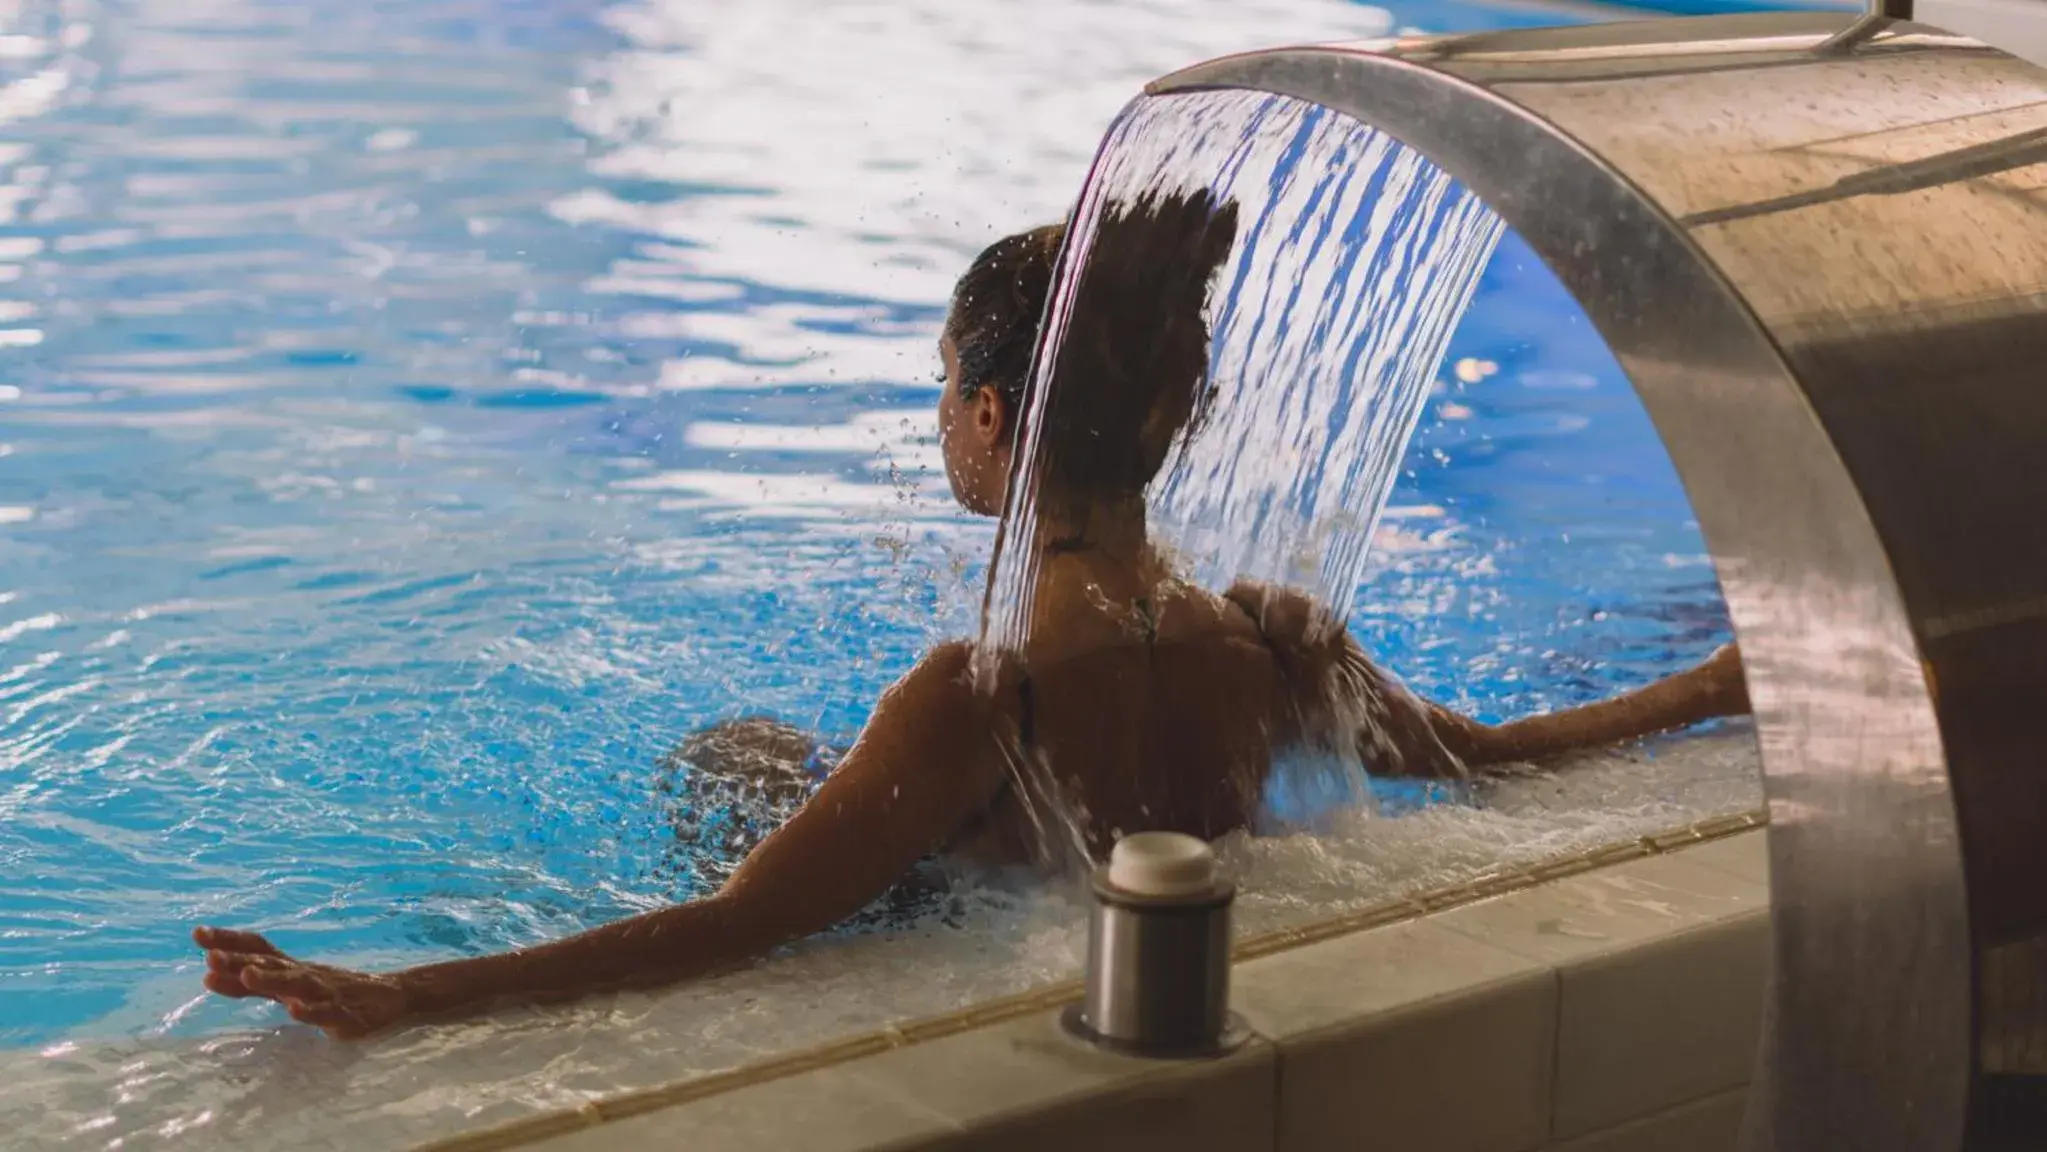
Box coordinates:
[987,91,1505,656]
[979,91,1507,846]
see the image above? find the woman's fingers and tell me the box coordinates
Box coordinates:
[193,927,283,956]
[206,948,276,969]
[203,969,258,998]
[203,948,314,1001]
[195,929,292,999]
[206,950,288,979]
[238,964,331,1002]
[204,953,295,997]
[282,999,355,1032]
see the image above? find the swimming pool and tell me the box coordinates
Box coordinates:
[0,0,1761,1145]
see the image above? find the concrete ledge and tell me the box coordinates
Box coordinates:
[483,824,1768,1152]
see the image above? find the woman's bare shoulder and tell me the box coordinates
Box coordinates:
[887,639,1029,739]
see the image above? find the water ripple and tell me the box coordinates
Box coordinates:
[0,0,1749,1145]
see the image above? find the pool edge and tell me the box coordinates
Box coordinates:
[416,807,1767,1152]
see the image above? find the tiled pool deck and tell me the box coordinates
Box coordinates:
[432,815,1770,1152]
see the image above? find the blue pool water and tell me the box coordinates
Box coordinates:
[0,0,1734,1066]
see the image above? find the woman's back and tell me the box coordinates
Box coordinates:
[956,561,1293,865]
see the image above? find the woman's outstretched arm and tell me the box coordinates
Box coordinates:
[1225,581,1750,778]
[1444,643,1748,767]
[194,642,1008,1038]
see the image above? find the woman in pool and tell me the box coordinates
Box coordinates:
[194,190,1750,1038]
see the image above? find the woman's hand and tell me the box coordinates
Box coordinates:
[1694,642,1750,716]
[194,926,412,1039]
[1223,579,1346,658]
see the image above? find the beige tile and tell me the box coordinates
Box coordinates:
[1431,852,1766,969]
[1234,920,1548,1040]
[533,1066,960,1152]
[1549,1087,1748,1152]
[1550,909,1767,1138]
[1232,920,1555,1152]
[1672,830,1771,886]
[842,1009,1276,1152]
[1280,976,1555,1152]
[1427,854,1766,1140]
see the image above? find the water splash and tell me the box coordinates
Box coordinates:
[974,91,1504,845]
[983,91,1504,660]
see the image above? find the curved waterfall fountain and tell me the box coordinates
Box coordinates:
[1140,13,2047,1151]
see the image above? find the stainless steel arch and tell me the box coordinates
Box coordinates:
[1150,14,2047,1151]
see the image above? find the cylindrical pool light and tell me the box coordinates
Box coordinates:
[1061,832,1244,1056]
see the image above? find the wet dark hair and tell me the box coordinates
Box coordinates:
[1034,189,1239,507]
[945,223,1065,411]
[946,190,1238,511]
